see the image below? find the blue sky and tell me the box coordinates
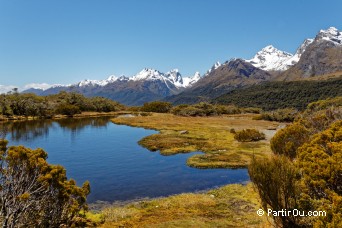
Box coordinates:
[0,0,342,89]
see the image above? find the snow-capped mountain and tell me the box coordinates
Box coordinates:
[22,68,201,105]
[283,38,314,66]
[129,68,199,88]
[247,27,341,72]
[279,27,342,80]
[77,75,119,87]
[315,27,342,45]
[71,68,200,90]
[205,61,221,76]
[165,69,184,87]
[246,45,294,71]
[183,72,201,87]
[25,68,200,92]
[131,68,163,81]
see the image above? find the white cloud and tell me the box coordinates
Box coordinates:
[0,83,53,94]
[0,85,17,94]
[23,83,52,91]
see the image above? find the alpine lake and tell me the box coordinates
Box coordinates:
[3,116,249,203]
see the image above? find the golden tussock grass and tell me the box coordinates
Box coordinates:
[99,184,272,228]
[112,113,279,168]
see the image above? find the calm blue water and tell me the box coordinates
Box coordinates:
[3,117,249,203]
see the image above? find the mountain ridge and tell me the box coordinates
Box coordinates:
[20,26,342,106]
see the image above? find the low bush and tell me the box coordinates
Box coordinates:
[171,103,242,117]
[258,108,298,122]
[270,123,309,159]
[242,107,262,114]
[55,103,81,116]
[141,101,172,113]
[234,129,266,142]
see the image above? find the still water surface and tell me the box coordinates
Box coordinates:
[3,117,249,203]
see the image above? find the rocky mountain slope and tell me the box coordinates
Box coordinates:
[166,59,272,104]
[278,27,342,80]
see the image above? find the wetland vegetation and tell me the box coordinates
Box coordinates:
[112,113,278,168]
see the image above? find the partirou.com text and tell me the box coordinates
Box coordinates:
[256,209,326,217]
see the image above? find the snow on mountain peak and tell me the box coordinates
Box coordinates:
[130,68,201,88]
[182,72,201,87]
[132,68,164,81]
[117,75,129,81]
[106,75,118,81]
[205,61,221,76]
[262,45,278,52]
[246,45,293,71]
[165,69,183,86]
[78,79,97,87]
[77,75,119,87]
[245,26,341,72]
[316,27,342,45]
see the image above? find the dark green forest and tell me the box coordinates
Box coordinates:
[214,77,342,110]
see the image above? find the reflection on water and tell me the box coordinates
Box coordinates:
[3,117,249,203]
[1,117,113,142]
[2,120,52,142]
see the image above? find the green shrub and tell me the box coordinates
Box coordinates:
[249,98,342,227]
[171,103,241,117]
[55,103,81,116]
[233,129,266,142]
[0,139,90,227]
[215,105,241,114]
[259,108,298,122]
[270,123,309,159]
[249,155,302,227]
[171,106,205,116]
[306,96,342,112]
[296,121,342,226]
[141,101,172,113]
[242,107,262,114]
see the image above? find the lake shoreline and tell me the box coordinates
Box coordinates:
[0,111,134,122]
[96,183,269,227]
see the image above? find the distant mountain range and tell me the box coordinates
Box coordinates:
[22,27,342,106]
[166,27,342,104]
[23,69,201,105]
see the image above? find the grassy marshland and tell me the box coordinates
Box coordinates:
[112,113,280,168]
[98,183,270,228]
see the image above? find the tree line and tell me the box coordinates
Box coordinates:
[0,90,125,118]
